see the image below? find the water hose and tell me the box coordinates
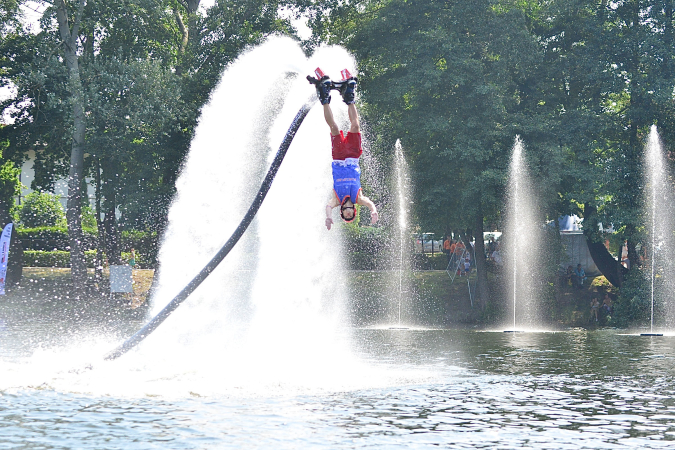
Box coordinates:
[105,101,314,360]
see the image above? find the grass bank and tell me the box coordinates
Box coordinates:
[7,267,614,329]
[6,267,155,309]
[349,269,616,329]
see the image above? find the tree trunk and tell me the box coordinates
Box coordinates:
[583,203,627,287]
[104,209,120,265]
[94,158,105,282]
[174,0,201,76]
[56,0,87,295]
[473,212,489,310]
[101,159,121,265]
[586,239,625,287]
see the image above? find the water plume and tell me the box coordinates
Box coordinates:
[92,38,369,393]
[643,125,675,332]
[503,137,544,331]
[390,139,412,327]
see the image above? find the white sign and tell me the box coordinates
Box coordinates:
[110,265,133,293]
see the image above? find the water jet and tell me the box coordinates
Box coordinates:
[502,137,544,333]
[640,125,675,336]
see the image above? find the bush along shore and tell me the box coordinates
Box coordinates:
[349,269,617,330]
[16,226,159,269]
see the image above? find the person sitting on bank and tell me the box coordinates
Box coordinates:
[566,265,574,286]
[573,264,587,289]
[602,293,613,315]
[590,297,600,322]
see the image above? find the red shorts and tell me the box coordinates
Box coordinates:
[331,131,362,160]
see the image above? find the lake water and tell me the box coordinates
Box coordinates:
[2,293,675,450]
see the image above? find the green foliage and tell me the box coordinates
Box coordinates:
[17,226,98,251]
[0,159,21,212]
[1,0,293,236]
[342,224,391,270]
[80,205,97,230]
[18,192,65,228]
[326,0,562,236]
[613,269,650,327]
[23,250,97,268]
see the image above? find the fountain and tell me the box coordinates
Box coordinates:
[640,125,675,336]
[503,137,544,332]
[388,139,411,330]
[108,37,363,386]
[7,38,675,450]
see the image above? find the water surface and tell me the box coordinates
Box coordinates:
[2,306,675,450]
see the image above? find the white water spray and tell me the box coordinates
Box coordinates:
[0,37,441,397]
[108,38,369,392]
[644,126,675,333]
[394,140,410,326]
[504,137,543,331]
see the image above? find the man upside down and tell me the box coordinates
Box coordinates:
[308,69,378,230]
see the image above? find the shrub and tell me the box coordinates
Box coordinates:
[342,225,391,270]
[23,250,97,268]
[17,226,98,251]
[81,205,98,230]
[18,192,65,227]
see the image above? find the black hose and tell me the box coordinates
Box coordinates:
[105,101,314,360]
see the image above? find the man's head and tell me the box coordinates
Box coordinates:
[340,199,356,222]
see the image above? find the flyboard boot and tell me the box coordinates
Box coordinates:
[307,67,332,104]
[337,69,357,104]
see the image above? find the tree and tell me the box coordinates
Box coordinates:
[532,0,675,288]
[313,0,561,309]
[2,0,301,285]
[18,191,65,227]
[53,0,87,292]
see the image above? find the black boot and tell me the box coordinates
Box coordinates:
[315,75,332,105]
[340,77,357,104]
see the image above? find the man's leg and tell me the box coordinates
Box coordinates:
[323,104,340,136]
[348,103,360,134]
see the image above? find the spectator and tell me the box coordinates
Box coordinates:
[573,264,587,289]
[443,236,451,263]
[128,248,137,269]
[464,257,471,275]
[621,240,629,268]
[602,293,612,315]
[452,240,460,264]
[566,265,574,286]
[590,297,600,322]
[455,240,465,256]
[487,237,497,258]
[492,249,502,266]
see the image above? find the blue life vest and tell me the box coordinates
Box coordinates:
[332,158,361,204]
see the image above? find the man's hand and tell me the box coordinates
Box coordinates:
[370,211,379,225]
[325,217,334,230]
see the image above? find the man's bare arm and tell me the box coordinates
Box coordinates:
[325,192,340,230]
[356,194,379,224]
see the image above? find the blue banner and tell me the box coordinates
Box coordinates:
[0,223,13,295]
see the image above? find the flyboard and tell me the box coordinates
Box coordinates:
[307,68,356,94]
[105,98,315,360]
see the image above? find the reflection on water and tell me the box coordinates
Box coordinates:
[3,294,675,448]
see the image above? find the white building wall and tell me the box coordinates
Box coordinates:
[18,150,96,209]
